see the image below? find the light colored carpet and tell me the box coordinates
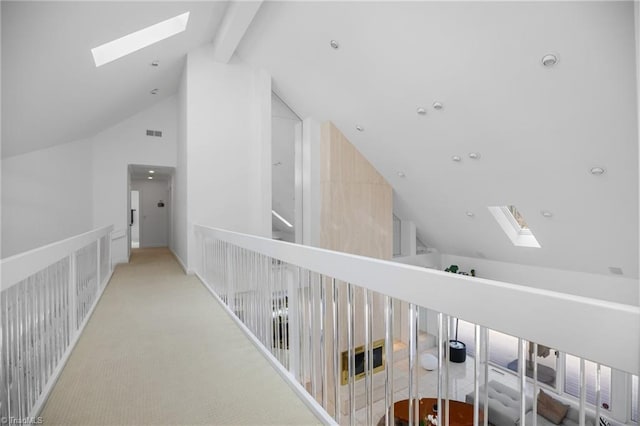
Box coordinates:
[40,247,322,426]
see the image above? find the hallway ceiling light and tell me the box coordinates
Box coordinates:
[330,40,339,49]
[452,155,461,162]
[272,210,293,228]
[356,125,364,132]
[150,88,159,95]
[151,60,160,67]
[466,211,475,217]
[541,210,553,218]
[590,167,605,175]
[416,107,427,115]
[397,171,406,178]
[541,54,558,67]
[433,102,444,110]
[468,152,480,159]
[147,176,153,180]
[149,170,155,174]
[91,12,190,67]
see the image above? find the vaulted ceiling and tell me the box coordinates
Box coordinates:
[1,1,228,158]
[2,1,638,279]
[237,1,639,278]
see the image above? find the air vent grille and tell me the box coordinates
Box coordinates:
[146,129,163,137]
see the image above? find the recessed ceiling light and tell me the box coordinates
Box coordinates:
[590,167,605,175]
[468,152,480,159]
[273,161,282,166]
[540,210,553,218]
[149,170,155,174]
[452,155,461,162]
[91,12,190,67]
[416,107,427,115]
[397,171,406,178]
[433,102,444,110]
[150,88,159,95]
[466,211,475,217]
[330,40,339,49]
[151,60,160,67]
[541,54,558,67]
[356,125,364,132]
[147,176,153,180]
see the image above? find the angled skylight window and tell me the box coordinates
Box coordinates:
[91,12,190,67]
[488,205,541,248]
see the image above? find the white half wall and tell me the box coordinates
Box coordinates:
[184,47,271,270]
[1,139,93,257]
[441,253,639,305]
[92,96,178,264]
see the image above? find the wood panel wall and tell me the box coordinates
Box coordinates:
[319,121,392,259]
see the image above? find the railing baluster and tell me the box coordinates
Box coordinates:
[320,275,327,410]
[533,342,539,426]
[365,289,373,426]
[347,282,355,426]
[518,338,526,426]
[384,296,394,426]
[332,278,340,422]
[579,358,586,426]
[437,312,443,426]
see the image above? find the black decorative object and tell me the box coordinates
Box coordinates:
[443,265,476,363]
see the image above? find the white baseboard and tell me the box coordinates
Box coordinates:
[31,267,115,418]
[170,247,191,274]
[194,272,337,426]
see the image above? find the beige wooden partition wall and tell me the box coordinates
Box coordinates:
[318,121,393,416]
[320,121,393,260]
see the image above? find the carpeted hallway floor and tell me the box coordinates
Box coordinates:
[40,247,321,426]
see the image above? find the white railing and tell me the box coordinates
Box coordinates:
[0,225,114,421]
[194,225,639,426]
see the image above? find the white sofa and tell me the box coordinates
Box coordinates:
[466,381,595,426]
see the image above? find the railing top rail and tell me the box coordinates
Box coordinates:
[195,224,640,375]
[1,225,114,291]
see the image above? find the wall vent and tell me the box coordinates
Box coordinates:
[145,129,163,137]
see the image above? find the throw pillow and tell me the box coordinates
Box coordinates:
[537,389,570,425]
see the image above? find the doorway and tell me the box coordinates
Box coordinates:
[128,165,174,249]
[130,190,140,248]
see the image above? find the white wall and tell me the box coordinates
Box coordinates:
[184,48,272,270]
[394,252,441,269]
[131,179,169,248]
[172,69,189,269]
[92,96,178,264]
[1,138,93,257]
[441,253,639,305]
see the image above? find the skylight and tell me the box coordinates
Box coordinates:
[91,12,190,67]
[507,205,529,229]
[488,205,541,248]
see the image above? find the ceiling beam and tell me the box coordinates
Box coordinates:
[210,0,263,63]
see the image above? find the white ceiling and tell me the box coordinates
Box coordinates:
[237,1,639,278]
[2,1,637,279]
[1,1,228,158]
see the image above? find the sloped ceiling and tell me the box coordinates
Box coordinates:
[1,1,228,158]
[237,1,639,278]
